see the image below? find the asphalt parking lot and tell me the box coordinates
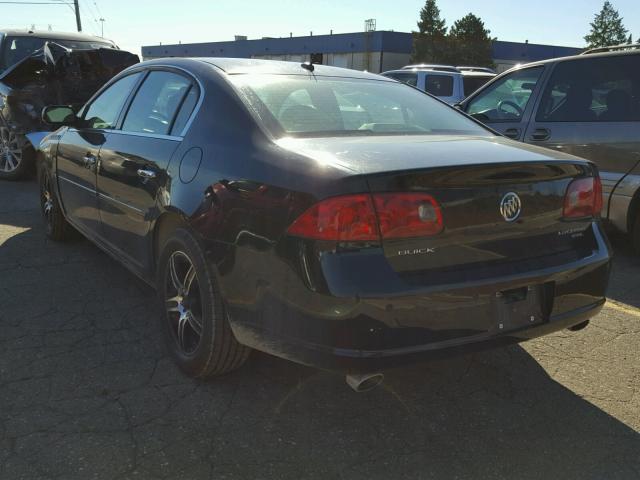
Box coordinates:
[0,180,639,480]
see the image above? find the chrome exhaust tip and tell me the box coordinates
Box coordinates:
[345,372,384,393]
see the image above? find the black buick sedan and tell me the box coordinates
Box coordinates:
[37,58,611,390]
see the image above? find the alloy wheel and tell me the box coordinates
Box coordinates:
[41,175,54,222]
[0,127,22,173]
[165,251,204,355]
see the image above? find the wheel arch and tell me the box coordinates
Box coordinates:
[152,210,191,275]
[627,186,640,233]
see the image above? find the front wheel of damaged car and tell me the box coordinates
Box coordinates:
[0,129,34,180]
[158,229,250,378]
[38,169,72,241]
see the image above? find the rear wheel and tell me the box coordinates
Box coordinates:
[0,128,34,180]
[632,209,640,256]
[39,169,72,241]
[157,228,250,378]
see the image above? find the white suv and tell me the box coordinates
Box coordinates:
[382,68,464,104]
[383,65,497,104]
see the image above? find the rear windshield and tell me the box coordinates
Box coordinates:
[0,35,114,71]
[229,74,489,138]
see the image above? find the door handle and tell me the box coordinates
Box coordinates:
[137,168,157,180]
[531,128,551,141]
[503,128,521,139]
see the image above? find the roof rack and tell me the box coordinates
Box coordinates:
[456,66,496,74]
[581,43,640,55]
[401,64,460,73]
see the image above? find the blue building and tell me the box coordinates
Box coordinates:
[142,31,582,73]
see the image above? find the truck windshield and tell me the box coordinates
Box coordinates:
[0,36,114,72]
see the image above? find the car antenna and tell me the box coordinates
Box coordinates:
[301,62,314,72]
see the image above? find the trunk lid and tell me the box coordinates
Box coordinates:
[366,161,596,274]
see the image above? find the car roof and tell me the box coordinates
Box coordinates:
[504,47,640,71]
[141,57,397,81]
[0,29,113,44]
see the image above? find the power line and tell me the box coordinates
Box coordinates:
[79,0,101,36]
[0,1,73,3]
[92,0,103,18]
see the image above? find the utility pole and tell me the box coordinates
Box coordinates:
[99,18,105,37]
[73,0,82,32]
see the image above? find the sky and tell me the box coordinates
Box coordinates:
[2,0,639,55]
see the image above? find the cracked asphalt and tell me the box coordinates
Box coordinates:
[0,180,639,480]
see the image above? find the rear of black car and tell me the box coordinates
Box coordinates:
[220,68,610,372]
[224,158,609,372]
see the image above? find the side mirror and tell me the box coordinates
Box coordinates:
[42,105,77,126]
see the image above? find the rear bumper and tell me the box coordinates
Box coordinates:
[231,299,604,372]
[224,223,611,372]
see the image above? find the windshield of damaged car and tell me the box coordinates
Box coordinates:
[230,74,490,138]
[0,36,114,71]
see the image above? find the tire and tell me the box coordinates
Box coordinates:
[157,228,250,378]
[38,169,72,241]
[0,128,34,181]
[632,209,640,256]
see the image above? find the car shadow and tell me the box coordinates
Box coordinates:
[0,181,638,479]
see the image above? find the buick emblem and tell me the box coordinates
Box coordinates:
[500,192,522,222]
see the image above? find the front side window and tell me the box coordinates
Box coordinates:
[466,67,544,122]
[425,75,453,97]
[384,72,418,87]
[122,71,193,135]
[536,56,640,122]
[230,75,490,138]
[83,73,141,129]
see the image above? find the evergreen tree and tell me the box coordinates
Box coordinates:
[417,0,446,36]
[447,13,494,67]
[584,1,629,48]
[412,0,448,63]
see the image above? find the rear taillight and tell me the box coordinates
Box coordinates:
[563,176,603,219]
[287,194,379,241]
[373,193,443,238]
[287,193,443,241]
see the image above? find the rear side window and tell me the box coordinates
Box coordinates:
[537,55,640,122]
[425,75,453,96]
[384,72,418,87]
[122,71,192,135]
[466,67,543,122]
[170,85,199,136]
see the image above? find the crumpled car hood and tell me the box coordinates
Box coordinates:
[0,41,138,135]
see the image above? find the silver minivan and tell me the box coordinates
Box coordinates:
[459,45,640,253]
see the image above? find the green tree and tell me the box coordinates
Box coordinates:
[417,0,446,36]
[411,0,448,63]
[447,13,494,67]
[584,1,629,48]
